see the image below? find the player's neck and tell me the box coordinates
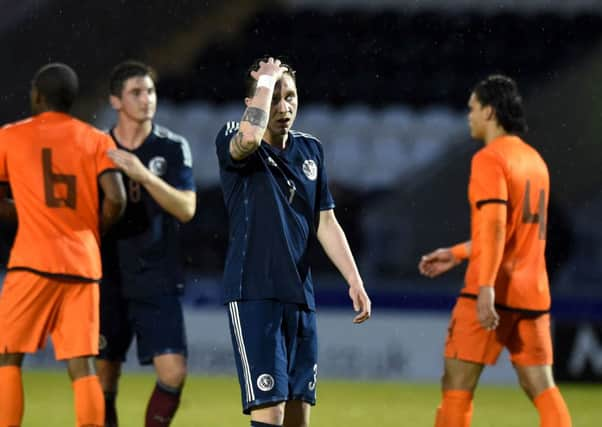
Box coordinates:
[114,118,152,150]
[264,132,288,150]
[484,125,507,145]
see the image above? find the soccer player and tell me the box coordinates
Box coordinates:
[0,63,126,427]
[96,60,196,427]
[216,56,371,427]
[418,75,572,427]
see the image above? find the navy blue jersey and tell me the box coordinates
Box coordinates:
[216,122,335,310]
[102,124,195,298]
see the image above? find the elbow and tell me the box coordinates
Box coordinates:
[177,205,196,223]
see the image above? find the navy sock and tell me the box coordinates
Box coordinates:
[104,391,118,427]
[145,381,182,426]
[251,421,281,427]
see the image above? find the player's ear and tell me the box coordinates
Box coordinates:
[109,95,121,111]
[244,97,251,108]
[485,105,495,122]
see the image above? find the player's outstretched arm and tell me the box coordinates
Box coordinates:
[99,171,126,234]
[107,149,196,223]
[229,57,288,161]
[317,209,371,324]
[418,241,471,278]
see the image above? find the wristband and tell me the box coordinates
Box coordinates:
[257,74,276,89]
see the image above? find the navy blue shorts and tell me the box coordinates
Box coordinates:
[98,289,187,365]
[227,300,318,414]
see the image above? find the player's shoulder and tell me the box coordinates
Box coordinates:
[215,121,240,145]
[220,121,241,137]
[0,117,35,134]
[152,124,189,145]
[290,129,322,152]
[152,124,192,166]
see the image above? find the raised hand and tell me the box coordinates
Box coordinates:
[250,57,288,82]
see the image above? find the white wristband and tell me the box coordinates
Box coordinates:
[257,74,275,89]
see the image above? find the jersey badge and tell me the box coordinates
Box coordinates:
[148,156,167,176]
[302,159,317,181]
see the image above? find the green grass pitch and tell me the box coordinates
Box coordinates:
[21,370,600,426]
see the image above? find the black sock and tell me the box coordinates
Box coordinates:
[250,421,281,427]
[104,391,118,427]
[145,381,182,426]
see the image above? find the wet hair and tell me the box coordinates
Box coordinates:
[109,60,157,97]
[245,56,296,98]
[473,74,527,134]
[32,63,79,113]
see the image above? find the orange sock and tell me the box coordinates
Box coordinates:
[434,390,473,427]
[0,366,24,426]
[72,375,105,427]
[534,386,572,427]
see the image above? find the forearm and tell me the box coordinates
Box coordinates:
[142,173,196,223]
[230,81,275,160]
[317,215,363,287]
[0,198,16,224]
[100,198,124,235]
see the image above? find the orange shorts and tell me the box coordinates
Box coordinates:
[444,297,553,366]
[0,271,99,360]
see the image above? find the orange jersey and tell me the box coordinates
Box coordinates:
[463,135,550,311]
[0,112,117,281]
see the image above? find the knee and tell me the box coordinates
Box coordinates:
[441,369,478,391]
[253,402,286,425]
[158,364,187,389]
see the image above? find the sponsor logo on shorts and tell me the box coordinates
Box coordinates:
[148,156,167,176]
[302,159,317,181]
[257,373,275,392]
[99,334,107,350]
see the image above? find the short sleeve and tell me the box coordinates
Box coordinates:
[469,149,508,208]
[317,141,335,211]
[0,129,8,181]
[173,137,195,191]
[215,121,254,171]
[95,132,118,176]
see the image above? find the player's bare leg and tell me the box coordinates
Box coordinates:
[251,402,286,426]
[145,353,186,426]
[283,400,310,427]
[96,359,122,427]
[514,364,572,427]
[435,358,483,427]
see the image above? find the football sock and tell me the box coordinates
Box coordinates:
[435,389,473,427]
[534,386,572,427]
[145,381,182,426]
[250,422,281,427]
[104,391,118,427]
[0,366,24,426]
[73,375,105,427]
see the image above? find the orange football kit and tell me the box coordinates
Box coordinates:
[0,112,116,359]
[446,135,553,366]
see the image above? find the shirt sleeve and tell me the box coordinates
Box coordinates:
[316,141,335,211]
[95,132,118,176]
[215,121,255,171]
[469,149,508,209]
[173,137,195,191]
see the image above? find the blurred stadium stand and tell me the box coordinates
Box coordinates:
[1,1,602,301]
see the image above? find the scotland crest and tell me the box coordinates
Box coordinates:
[302,159,317,181]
